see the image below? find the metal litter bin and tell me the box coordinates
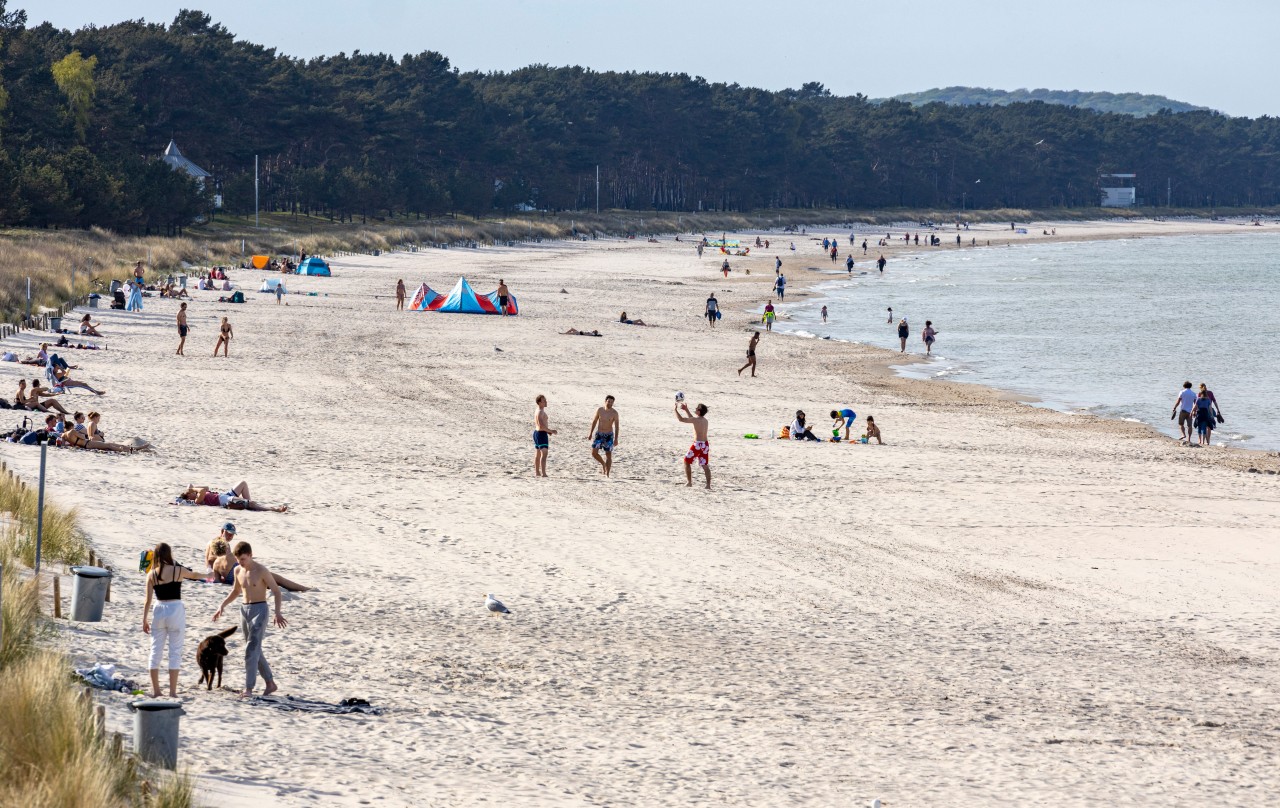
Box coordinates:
[177,274,187,289]
[87,293,100,309]
[69,565,112,622]
[130,700,186,769]
[49,316,62,332]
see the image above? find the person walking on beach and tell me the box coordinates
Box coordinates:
[922,320,938,355]
[705,293,719,328]
[877,254,887,273]
[821,305,828,323]
[763,301,775,331]
[862,239,868,255]
[497,279,511,316]
[1198,383,1224,425]
[676,400,711,490]
[775,273,786,301]
[175,303,188,356]
[141,542,205,697]
[588,395,620,477]
[1192,387,1219,446]
[213,541,287,697]
[897,318,910,352]
[775,256,781,274]
[845,255,854,274]
[738,332,760,377]
[533,394,557,477]
[214,317,233,357]
[395,279,406,311]
[1171,381,1196,444]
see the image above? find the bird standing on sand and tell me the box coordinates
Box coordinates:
[485,594,512,616]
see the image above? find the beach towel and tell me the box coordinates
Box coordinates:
[126,284,144,312]
[246,695,385,715]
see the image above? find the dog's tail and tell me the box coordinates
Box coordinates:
[216,626,236,639]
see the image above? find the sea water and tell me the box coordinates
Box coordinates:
[778,232,1280,451]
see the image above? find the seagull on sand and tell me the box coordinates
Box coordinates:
[485,594,512,615]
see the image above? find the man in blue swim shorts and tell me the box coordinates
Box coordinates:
[830,408,857,441]
[587,395,620,477]
[533,394,557,477]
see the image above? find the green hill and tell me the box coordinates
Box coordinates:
[888,87,1210,116]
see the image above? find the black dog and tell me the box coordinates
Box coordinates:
[196,626,236,690]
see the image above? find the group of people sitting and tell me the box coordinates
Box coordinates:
[6,410,147,453]
[158,282,191,299]
[204,523,306,590]
[784,408,883,444]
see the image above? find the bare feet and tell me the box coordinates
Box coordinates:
[262,681,278,697]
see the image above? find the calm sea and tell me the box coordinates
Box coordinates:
[777,232,1280,451]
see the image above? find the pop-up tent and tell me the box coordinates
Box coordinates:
[250,255,270,269]
[411,278,517,314]
[259,278,288,293]
[295,256,331,276]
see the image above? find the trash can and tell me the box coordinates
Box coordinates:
[49,316,62,332]
[177,274,187,289]
[109,280,122,294]
[69,566,112,622]
[130,700,186,769]
[87,293,100,309]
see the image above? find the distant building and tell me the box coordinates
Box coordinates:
[1100,173,1137,207]
[162,140,220,207]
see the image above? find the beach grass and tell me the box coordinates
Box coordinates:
[0,469,88,567]
[0,511,196,807]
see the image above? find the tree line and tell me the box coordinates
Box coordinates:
[3,6,1280,233]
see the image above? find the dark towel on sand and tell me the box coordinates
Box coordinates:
[246,695,385,715]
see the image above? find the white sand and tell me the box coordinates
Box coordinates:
[3,219,1279,806]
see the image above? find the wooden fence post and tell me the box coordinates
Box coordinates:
[52,574,62,619]
[104,566,112,602]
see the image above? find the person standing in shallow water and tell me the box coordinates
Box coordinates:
[395,279,406,310]
[922,320,938,355]
[897,318,910,352]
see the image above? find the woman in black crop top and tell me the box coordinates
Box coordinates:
[142,542,204,697]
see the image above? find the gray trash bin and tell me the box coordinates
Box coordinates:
[177,274,187,289]
[69,566,112,622]
[49,316,62,332]
[87,293,100,309]
[130,700,186,769]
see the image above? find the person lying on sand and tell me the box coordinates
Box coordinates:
[619,312,647,326]
[178,482,288,512]
[562,328,602,336]
[61,426,146,453]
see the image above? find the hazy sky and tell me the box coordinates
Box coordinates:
[30,1,1278,118]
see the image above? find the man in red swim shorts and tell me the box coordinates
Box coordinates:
[675,400,711,490]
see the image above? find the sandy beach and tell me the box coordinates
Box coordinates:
[3,217,1279,806]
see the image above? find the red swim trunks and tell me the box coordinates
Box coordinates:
[684,441,709,466]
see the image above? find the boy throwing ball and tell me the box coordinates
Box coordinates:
[675,399,711,490]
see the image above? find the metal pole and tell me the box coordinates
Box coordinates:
[595,165,600,214]
[35,442,46,573]
[255,155,260,228]
[26,276,31,327]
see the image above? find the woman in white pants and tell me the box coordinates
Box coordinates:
[141,543,204,697]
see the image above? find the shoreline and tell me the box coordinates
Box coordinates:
[732,220,1280,465]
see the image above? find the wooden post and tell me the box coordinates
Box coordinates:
[89,550,97,567]
[95,704,105,737]
[111,732,123,758]
[104,566,112,602]
[52,574,62,619]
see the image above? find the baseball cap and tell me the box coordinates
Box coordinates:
[222,522,237,534]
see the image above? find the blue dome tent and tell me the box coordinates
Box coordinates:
[295,257,331,276]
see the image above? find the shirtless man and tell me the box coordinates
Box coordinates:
[213,541,287,697]
[533,394,557,477]
[676,401,711,490]
[176,303,188,355]
[497,279,511,316]
[738,332,759,377]
[395,279,406,310]
[588,395,620,476]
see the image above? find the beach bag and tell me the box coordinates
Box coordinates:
[139,549,154,573]
[230,291,245,304]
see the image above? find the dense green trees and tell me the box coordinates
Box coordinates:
[1,7,1279,230]
[889,87,1209,116]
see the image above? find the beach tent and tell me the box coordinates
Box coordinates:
[251,255,270,269]
[295,256,331,276]
[259,278,288,293]
[415,277,518,314]
[410,283,445,311]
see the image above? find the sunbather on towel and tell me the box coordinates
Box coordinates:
[179,482,288,512]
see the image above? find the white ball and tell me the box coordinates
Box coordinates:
[675,391,685,402]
